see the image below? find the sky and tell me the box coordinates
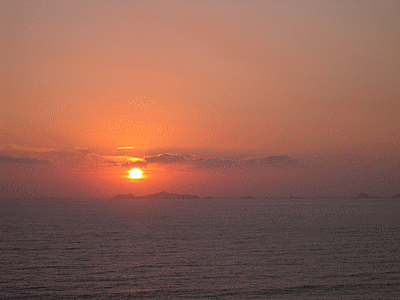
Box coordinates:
[1,0,399,198]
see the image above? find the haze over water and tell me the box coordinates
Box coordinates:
[1,197,399,299]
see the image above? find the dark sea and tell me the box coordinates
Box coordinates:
[1,197,399,299]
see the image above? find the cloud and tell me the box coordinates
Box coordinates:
[0,155,51,165]
[192,157,235,169]
[3,146,297,170]
[145,153,187,164]
[242,155,298,167]
[102,159,119,167]
[121,160,148,168]
[113,153,297,170]
[0,144,93,158]
[0,143,55,153]
[120,153,186,167]
[191,155,297,169]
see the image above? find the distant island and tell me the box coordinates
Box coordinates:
[356,192,373,198]
[113,191,400,200]
[114,190,200,200]
[355,192,385,199]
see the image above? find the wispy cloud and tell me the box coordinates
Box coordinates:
[241,155,298,167]
[146,153,187,164]
[101,155,144,167]
[0,144,55,153]
[192,157,235,169]
[0,155,51,165]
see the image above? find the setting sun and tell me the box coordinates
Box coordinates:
[129,168,142,179]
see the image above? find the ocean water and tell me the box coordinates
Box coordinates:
[1,197,399,299]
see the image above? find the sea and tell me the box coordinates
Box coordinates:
[1,197,399,299]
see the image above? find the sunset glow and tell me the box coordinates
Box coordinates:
[1,1,399,198]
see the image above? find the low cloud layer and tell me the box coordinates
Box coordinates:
[0,143,297,170]
[120,153,297,169]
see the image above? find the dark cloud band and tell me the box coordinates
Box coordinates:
[120,153,296,169]
[0,156,51,165]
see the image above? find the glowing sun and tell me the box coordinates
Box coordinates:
[129,168,142,179]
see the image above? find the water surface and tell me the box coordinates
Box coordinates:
[1,197,399,299]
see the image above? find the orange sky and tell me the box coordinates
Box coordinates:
[1,1,399,198]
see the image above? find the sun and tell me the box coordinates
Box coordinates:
[129,168,142,179]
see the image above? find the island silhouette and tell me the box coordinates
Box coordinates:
[114,190,200,199]
[113,191,400,200]
[355,192,383,199]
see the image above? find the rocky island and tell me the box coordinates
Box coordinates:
[114,190,200,200]
[355,192,382,198]
[356,192,372,198]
